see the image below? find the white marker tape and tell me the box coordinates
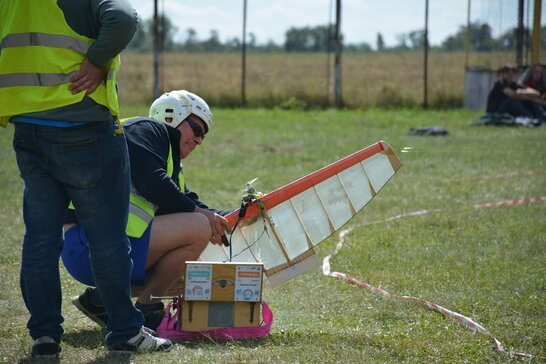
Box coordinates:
[323,222,546,360]
[362,196,545,226]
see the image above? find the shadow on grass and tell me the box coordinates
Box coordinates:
[18,357,60,364]
[170,330,374,350]
[15,330,130,364]
[61,330,137,364]
[17,354,132,364]
[174,336,269,350]
[62,328,104,350]
[77,330,378,349]
[81,353,133,364]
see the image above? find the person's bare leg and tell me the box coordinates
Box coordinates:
[137,212,211,304]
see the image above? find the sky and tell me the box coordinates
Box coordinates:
[129,0,544,48]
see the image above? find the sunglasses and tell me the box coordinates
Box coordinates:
[185,118,206,140]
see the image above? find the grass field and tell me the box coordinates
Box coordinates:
[0,107,545,363]
[118,51,546,109]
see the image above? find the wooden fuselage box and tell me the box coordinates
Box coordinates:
[181,261,263,331]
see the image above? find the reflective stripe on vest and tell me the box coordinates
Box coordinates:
[0,72,76,87]
[125,134,184,238]
[126,186,158,238]
[0,69,114,87]
[0,32,90,54]
[0,1,120,127]
[66,146,182,239]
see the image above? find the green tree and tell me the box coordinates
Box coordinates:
[202,30,223,51]
[225,36,241,51]
[126,22,148,51]
[183,28,199,51]
[126,15,177,52]
[496,26,530,50]
[262,39,283,52]
[345,42,373,52]
[155,15,178,51]
[407,30,426,50]
[442,22,495,51]
[394,34,409,50]
[376,33,385,51]
[248,33,257,50]
[284,25,335,52]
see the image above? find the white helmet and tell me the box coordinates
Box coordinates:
[149,90,213,132]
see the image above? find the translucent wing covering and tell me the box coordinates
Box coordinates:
[200,141,402,287]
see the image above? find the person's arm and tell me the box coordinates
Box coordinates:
[185,186,234,216]
[69,59,107,95]
[185,186,233,245]
[516,87,541,97]
[503,86,546,107]
[516,88,546,107]
[194,206,231,246]
[69,0,138,94]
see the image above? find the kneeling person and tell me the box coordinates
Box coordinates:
[62,90,231,330]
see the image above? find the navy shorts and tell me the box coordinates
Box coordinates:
[61,223,152,287]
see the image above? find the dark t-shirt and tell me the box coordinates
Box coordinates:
[486,81,522,113]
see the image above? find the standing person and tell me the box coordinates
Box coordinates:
[61,90,232,330]
[0,0,172,357]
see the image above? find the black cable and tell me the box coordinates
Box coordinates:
[227,199,251,261]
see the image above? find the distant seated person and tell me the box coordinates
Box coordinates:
[61,90,232,330]
[485,65,546,124]
[518,63,546,99]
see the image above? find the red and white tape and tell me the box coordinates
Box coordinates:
[474,196,546,209]
[362,196,545,226]
[323,197,546,360]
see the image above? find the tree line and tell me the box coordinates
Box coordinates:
[127,16,546,53]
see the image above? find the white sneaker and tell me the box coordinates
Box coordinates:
[108,327,173,353]
[514,116,538,126]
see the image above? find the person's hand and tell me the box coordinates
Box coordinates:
[69,58,107,95]
[516,87,541,98]
[195,207,231,246]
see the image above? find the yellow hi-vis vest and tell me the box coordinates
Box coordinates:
[0,0,121,127]
[127,147,186,238]
[122,117,185,238]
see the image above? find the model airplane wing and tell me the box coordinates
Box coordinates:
[199,141,402,287]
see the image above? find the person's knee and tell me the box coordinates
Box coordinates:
[193,213,212,244]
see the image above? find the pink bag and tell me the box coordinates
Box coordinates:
[156,300,273,341]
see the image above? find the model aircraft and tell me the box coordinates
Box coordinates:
[199,140,402,287]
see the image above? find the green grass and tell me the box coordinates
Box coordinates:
[1,107,545,363]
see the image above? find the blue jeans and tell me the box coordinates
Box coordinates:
[497,98,546,121]
[13,121,144,347]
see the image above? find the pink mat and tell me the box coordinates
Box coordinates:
[157,301,273,341]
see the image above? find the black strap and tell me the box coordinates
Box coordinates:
[228,198,251,261]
